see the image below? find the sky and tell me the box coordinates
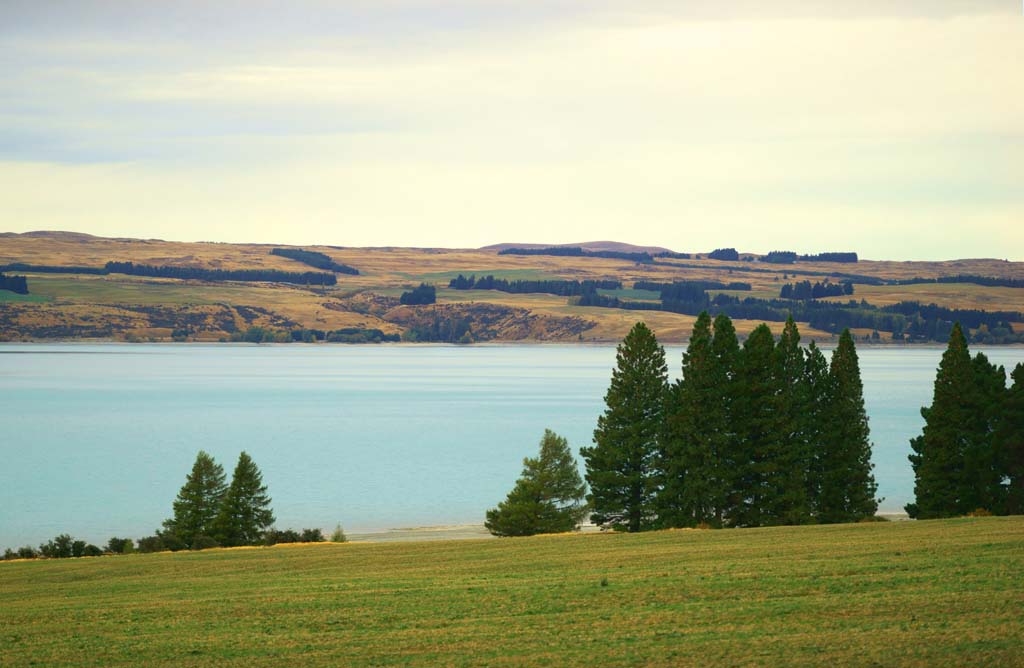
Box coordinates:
[1,1,1022,260]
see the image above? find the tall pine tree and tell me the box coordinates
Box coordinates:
[819,329,878,523]
[962,353,1008,513]
[907,323,977,518]
[766,316,811,525]
[162,451,227,547]
[485,430,588,537]
[211,452,275,546]
[659,312,730,527]
[802,342,831,518]
[582,322,667,532]
[997,364,1024,515]
[728,324,777,527]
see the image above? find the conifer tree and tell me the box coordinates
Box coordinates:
[162,451,227,547]
[963,352,1008,513]
[582,322,668,532]
[485,430,588,537]
[711,314,741,525]
[728,324,777,527]
[819,329,878,522]
[660,312,722,527]
[767,316,811,525]
[211,452,275,546]
[997,364,1024,515]
[802,341,831,517]
[907,323,976,518]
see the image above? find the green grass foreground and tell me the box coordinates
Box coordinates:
[2,518,1023,667]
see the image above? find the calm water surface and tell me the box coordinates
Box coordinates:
[1,343,1022,546]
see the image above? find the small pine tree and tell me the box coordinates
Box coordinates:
[330,524,347,543]
[819,329,878,522]
[582,322,668,532]
[162,451,227,548]
[211,452,275,546]
[485,429,588,537]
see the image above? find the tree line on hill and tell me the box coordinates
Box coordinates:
[223,326,401,344]
[496,247,655,264]
[449,274,622,296]
[634,280,752,294]
[893,275,1024,289]
[584,284,1023,343]
[906,323,1024,518]
[400,283,437,305]
[3,451,347,560]
[780,280,854,300]
[486,316,879,535]
[270,248,359,275]
[0,261,338,285]
[707,248,740,261]
[0,273,28,294]
[764,251,859,264]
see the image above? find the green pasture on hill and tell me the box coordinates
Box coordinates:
[2,517,1023,667]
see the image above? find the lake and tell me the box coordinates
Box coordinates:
[1,343,1022,547]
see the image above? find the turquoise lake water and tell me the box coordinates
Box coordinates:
[1,343,1022,547]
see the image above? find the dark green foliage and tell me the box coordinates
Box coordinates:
[0,273,29,294]
[71,540,87,558]
[301,528,325,542]
[325,328,401,343]
[82,544,103,557]
[708,248,740,261]
[767,317,812,525]
[799,252,859,263]
[0,263,106,275]
[764,251,798,264]
[104,261,337,286]
[105,537,134,554]
[780,280,852,299]
[895,274,1024,289]
[659,312,732,527]
[212,452,276,547]
[17,546,39,559]
[39,534,73,558]
[818,330,879,523]
[485,430,588,537]
[265,529,302,545]
[449,274,621,295]
[802,342,831,517]
[270,248,359,275]
[582,322,668,532]
[634,280,752,293]
[907,323,1008,518]
[399,283,437,305]
[191,535,220,551]
[229,326,290,343]
[162,451,227,548]
[160,532,187,552]
[136,535,167,553]
[998,364,1024,514]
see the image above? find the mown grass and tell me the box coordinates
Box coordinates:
[2,518,1022,667]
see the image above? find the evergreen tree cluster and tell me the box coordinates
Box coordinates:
[0,273,29,294]
[582,317,879,531]
[161,451,276,548]
[894,274,1024,289]
[399,283,437,305]
[764,251,798,264]
[799,252,859,263]
[780,280,854,300]
[269,248,359,275]
[105,261,337,286]
[448,274,621,295]
[707,248,740,261]
[907,323,1024,518]
[634,280,753,294]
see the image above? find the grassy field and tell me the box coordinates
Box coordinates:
[2,517,1023,667]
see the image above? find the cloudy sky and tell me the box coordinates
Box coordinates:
[2,1,1021,259]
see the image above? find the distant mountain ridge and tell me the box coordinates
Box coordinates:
[480,241,677,255]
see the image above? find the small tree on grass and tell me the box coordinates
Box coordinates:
[485,429,588,537]
[330,524,347,543]
[211,452,275,547]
